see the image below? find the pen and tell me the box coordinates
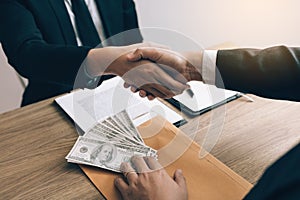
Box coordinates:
[186,88,194,98]
[238,92,254,102]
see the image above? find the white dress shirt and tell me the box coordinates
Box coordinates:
[64,0,106,46]
[202,50,217,85]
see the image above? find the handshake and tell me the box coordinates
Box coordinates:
[84,43,204,100]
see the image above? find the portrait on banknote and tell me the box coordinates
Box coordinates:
[90,143,117,165]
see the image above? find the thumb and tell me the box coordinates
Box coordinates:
[127,48,144,62]
[174,169,187,188]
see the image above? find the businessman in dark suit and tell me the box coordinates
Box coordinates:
[113,46,300,200]
[0,0,144,106]
[123,46,300,101]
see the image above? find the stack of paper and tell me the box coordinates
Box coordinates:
[55,77,185,133]
[66,110,156,172]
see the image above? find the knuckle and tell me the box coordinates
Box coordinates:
[151,48,159,54]
[134,48,142,55]
[139,173,150,182]
[131,178,139,186]
[175,58,186,70]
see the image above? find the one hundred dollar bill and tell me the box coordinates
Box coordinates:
[66,136,152,172]
[84,121,145,147]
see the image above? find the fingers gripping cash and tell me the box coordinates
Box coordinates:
[66,110,157,172]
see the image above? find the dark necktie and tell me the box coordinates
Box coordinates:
[71,0,101,47]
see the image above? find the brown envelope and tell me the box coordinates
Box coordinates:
[80,116,252,200]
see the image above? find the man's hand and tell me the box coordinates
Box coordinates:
[110,54,189,98]
[114,156,188,200]
[84,43,189,98]
[127,47,203,82]
[124,47,203,99]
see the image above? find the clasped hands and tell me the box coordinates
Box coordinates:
[123,47,203,100]
[85,43,202,99]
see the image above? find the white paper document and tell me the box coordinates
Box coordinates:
[55,77,184,132]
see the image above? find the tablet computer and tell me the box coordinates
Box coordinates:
[166,81,240,116]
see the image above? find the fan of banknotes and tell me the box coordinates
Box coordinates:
[66,110,157,172]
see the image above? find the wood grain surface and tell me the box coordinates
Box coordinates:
[178,94,300,184]
[0,98,104,199]
[1,94,299,199]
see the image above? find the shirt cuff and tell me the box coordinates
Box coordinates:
[202,50,217,85]
[83,64,99,87]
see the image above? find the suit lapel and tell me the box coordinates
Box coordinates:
[48,0,77,45]
[47,0,125,45]
[95,0,124,38]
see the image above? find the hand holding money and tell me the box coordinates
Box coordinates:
[66,110,157,172]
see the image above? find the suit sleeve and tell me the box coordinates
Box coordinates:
[0,1,91,86]
[215,46,300,101]
[244,143,300,200]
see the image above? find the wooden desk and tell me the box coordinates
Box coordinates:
[1,95,300,199]
[179,95,300,184]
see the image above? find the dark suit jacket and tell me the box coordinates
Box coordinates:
[215,46,300,199]
[216,46,300,101]
[244,143,300,200]
[0,0,143,105]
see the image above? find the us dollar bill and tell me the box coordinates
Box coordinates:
[84,121,145,147]
[66,136,152,172]
[116,110,144,143]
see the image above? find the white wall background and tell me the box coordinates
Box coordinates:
[0,44,26,113]
[135,0,300,48]
[1,0,300,113]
